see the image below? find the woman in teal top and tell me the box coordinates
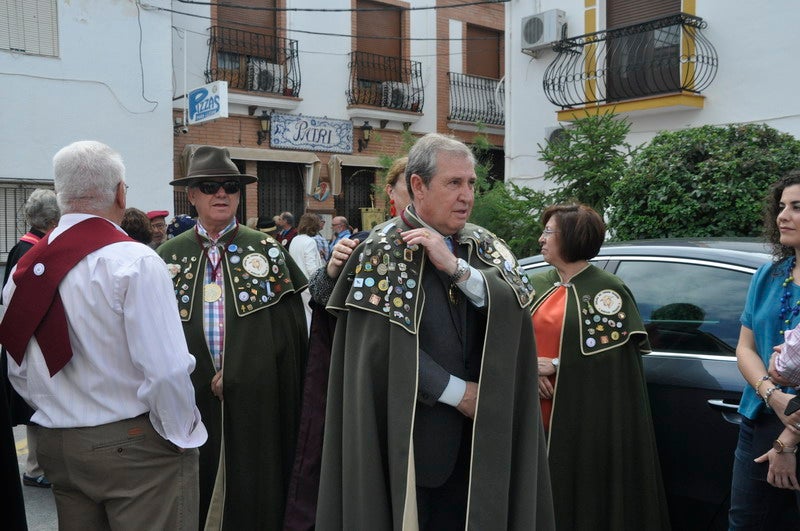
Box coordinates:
[731,170,800,528]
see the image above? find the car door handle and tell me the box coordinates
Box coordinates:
[708,399,739,412]
[708,399,742,425]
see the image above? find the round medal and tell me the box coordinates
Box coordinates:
[203,283,222,303]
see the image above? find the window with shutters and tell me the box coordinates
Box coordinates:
[448,24,505,125]
[355,0,402,83]
[0,181,54,264]
[606,0,682,101]
[466,24,502,81]
[0,0,59,57]
[210,0,285,93]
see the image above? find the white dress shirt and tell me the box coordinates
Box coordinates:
[3,214,207,448]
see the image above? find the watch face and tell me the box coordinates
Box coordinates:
[773,440,785,453]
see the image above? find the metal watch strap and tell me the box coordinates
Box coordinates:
[450,258,469,284]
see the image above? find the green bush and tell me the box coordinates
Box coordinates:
[538,111,635,214]
[608,124,800,240]
[470,181,551,258]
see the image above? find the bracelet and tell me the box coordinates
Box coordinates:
[755,375,771,394]
[764,386,781,408]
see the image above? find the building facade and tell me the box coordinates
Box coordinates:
[0,0,175,262]
[171,0,505,238]
[505,0,800,190]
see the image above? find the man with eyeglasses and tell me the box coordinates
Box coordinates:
[157,146,309,530]
[146,209,169,249]
[327,215,351,258]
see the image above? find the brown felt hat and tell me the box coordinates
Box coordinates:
[170,146,257,186]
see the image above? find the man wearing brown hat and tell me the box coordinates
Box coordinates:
[157,146,309,530]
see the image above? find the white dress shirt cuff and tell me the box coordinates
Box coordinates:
[438,375,467,407]
[457,266,486,308]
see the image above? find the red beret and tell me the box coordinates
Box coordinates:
[146,210,169,220]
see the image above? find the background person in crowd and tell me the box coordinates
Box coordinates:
[731,170,800,527]
[121,207,153,245]
[289,213,325,332]
[158,146,308,530]
[284,185,413,528]
[327,216,351,258]
[0,140,206,530]
[1,378,26,530]
[146,209,169,248]
[384,156,410,217]
[313,214,329,262]
[166,214,197,240]
[315,133,553,530]
[246,217,258,229]
[1,188,59,490]
[530,203,670,531]
[257,215,277,235]
[278,211,298,248]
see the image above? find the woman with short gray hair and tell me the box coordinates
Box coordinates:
[2,187,60,489]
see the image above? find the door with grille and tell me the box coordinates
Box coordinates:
[334,167,376,231]
[258,161,305,221]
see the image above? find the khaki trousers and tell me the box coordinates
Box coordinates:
[37,414,199,531]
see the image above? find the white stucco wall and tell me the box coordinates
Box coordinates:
[505,0,800,190]
[0,0,175,215]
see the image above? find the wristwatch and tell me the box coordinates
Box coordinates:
[773,439,798,454]
[551,358,560,369]
[450,258,470,284]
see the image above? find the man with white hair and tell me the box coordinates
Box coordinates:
[0,140,206,530]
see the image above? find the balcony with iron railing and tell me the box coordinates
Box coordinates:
[543,13,718,111]
[205,26,301,97]
[448,72,505,127]
[346,51,424,113]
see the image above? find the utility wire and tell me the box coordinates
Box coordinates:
[154,5,504,40]
[174,0,508,12]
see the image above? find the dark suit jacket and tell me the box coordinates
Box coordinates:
[414,247,484,488]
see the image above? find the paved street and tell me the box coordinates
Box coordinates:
[13,425,57,530]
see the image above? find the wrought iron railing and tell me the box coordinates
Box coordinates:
[543,13,717,109]
[205,26,301,97]
[448,72,504,126]
[347,51,424,112]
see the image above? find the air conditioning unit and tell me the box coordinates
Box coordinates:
[247,58,284,93]
[522,9,566,56]
[381,81,421,111]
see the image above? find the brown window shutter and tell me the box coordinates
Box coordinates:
[218,0,276,35]
[356,0,402,82]
[607,0,681,28]
[466,24,502,80]
[356,0,401,59]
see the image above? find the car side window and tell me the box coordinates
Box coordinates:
[614,260,751,356]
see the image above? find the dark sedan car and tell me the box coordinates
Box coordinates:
[519,238,772,531]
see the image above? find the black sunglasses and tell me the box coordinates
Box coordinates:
[194,180,241,195]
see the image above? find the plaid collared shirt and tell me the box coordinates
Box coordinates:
[196,219,237,371]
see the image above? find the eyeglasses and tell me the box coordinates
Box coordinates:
[194,180,241,195]
[541,228,560,238]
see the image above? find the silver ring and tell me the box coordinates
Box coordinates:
[795,423,800,430]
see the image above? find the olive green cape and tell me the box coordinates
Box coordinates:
[531,265,670,531]
[316,220,554,530]
[158,225,308,530]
